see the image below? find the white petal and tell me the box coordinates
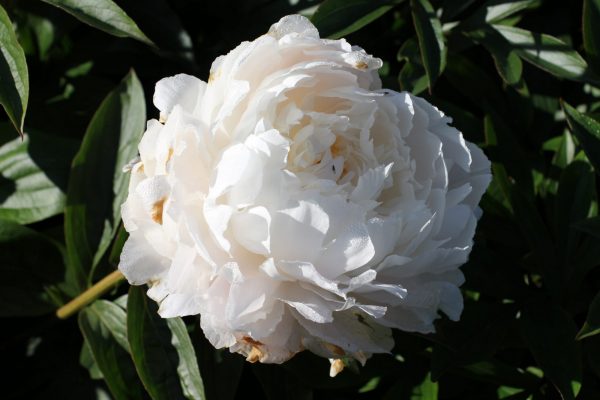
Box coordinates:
[153,74,205,115]
[119,233,169,285]
[268,15,319,40]
[230,206,271,255]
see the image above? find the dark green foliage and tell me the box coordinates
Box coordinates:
[0,0,599,399]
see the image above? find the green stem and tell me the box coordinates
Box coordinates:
[56,270,125,319]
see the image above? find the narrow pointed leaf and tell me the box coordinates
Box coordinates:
[64,70,145,290]
[577,291,600,340]
[79,300,145,399]
[411,0,446,89]
[42,0,153,46]
[311,0,397,39]
[554,161,594,263]
[127,286,206,400]
[562,101,600,174]
[0,4,29,135]
[493,25,598,84]
[583,0,600,68]
[466,28,523,86]
[481,0,541,24]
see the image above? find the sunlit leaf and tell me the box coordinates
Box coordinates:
[42,0,153,46]
[0,4,29,135]
[493,25,599,85]
[562,101,600,174]
[64,70,145,291]
[79,300,145,399]
[0,125,78,224]
[127,286,206,400]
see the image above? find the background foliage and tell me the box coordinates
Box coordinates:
[1,0,600,399]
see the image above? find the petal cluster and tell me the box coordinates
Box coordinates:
[120,15,491,364]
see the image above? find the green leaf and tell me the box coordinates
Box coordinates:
[42,0,153,46]
[0,125,78,224]
[510,187,561,297]
[562,101,600,174]
[441,0,479,22]
[458,360,540,389]
[0,219,65,316]
[196,337,244,400]
[64,70,145,291]
[554,161,594,265]
[311,0,397,39]
[411,0,446,90]
[493,25,599,84]
[0,4,29,135]
[410,373,437,399]
[577,291,600,340]
[127,286,206,400]
[397,38,429,94]
[80,339,104,380]
[583,0,600,69]
[466,28,523,86]
[573,216,600,240]
[78,300,145,399]
[520,300,582,400]
[480,0,541,24]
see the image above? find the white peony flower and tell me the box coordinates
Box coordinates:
[119,15,491,365]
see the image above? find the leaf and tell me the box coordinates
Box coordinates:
[573,216,600,240]
[458,360,540,389]
[80,339,104,380]
[577,291,600,340]
[0,219,64,316]
[441,0,479,22]
[481,0,541,24]
[64,70,145,291]
[410,373,438,399]
[0,125,78,224]
[397,38,429,94]
[554,161,594,264]
[311,0,397,39]
[195,335,244,400]
[127,286,206,400]
[466,28,523,86]
[493,25,599,85]
[509,187,561,297]
[583,0,600,69]
[411,0,446,90]
[562,101,600,174]
[42,0,153,46]
[0,4,29,135]
[520,300,582,400]
[78,300,145,399]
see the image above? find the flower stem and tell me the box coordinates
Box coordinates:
[56,270,125,319]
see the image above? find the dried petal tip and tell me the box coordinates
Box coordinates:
[329,359,345,378]
[151,197,167,225]
[246,346,263,363]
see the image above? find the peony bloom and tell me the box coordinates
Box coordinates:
[119,15,491,366]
